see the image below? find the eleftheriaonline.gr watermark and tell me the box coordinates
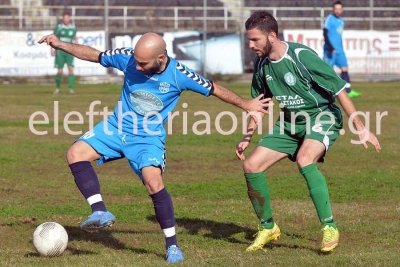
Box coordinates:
[28,100,388,145]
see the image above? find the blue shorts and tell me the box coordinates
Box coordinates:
[77,121,166,179]
[323,50,348,68]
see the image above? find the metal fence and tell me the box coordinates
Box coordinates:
[1,5,400,32]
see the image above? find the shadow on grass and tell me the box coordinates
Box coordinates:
[62,225,164,259]
[148,216,321,254]
[25,247,96,258]
[174,216,254,245]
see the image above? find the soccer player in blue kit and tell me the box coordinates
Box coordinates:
[38,32,270,263]
[323,1,361,98]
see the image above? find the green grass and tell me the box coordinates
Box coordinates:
[0,82,399,266]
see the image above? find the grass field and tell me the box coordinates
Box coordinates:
[0,81,399,267]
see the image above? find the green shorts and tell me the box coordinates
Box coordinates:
[54,50,74,68]
[258,109,343,162]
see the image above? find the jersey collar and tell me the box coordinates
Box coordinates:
[157,56,171,75]
[268,42,289,63]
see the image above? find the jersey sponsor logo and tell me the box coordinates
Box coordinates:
[265,74,273,82]
[284,72,296,86]
[275,94,305,108]
[68,30,74,36]
[159,82,170,93]
[129,90,164,116]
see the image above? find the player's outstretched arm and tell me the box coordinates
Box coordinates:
[38,34,100,63]
[337,90,381,152]
[211,83,272,123]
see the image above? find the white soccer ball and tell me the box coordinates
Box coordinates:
[33,222,68,257]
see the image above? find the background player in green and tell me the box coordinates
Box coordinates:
[235,11,381,253]
[52,11,77,94]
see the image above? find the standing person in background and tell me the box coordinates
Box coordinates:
[52,11,78,94]
[323,1,361,98]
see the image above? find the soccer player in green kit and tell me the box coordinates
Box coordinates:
[52,11,77,94]
[236,11,381,253]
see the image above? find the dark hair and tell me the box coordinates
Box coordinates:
[332,1,343,7]
[245,11,279,36]
[62,11,70,16]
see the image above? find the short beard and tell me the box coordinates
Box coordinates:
[143,61,162,75]
[263,38,273,57]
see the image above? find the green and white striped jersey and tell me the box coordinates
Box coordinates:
[251,41,346,120]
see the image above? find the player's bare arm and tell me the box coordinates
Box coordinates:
[211,83,271,122]
[235,112,266,161]
[38,34,100,63]
[337,90,381,152]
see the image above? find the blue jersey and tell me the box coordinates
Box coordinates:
[323,14,344,53]
[99,48,213,142]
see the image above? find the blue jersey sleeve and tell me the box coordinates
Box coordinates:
[99,48,134,71]
[174,61,213,97]
[324,15,333,30]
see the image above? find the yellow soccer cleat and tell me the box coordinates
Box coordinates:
[321,225,339,252]
[246,223,281,251]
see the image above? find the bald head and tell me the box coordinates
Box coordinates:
[135,33,166,59]
[134,33,168,75]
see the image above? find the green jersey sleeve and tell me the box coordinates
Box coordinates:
[53,24,59,35]
[251,73,263,98]
[297,49,346,96]
[251,57,273,99]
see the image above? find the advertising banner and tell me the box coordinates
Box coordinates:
[110,31,243,75]
[0,30,106,76]
[283,30,400,74]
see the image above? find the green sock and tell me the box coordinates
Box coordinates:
[244,172,274,229]
[68,74,75,90]
[55,74,62,89]
[300,164,336,229]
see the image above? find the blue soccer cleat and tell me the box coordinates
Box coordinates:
[166,245,184,263]
[80,211,115,233]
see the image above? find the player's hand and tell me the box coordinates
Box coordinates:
[236,136,251,161]
[246,95,272,124]
[246,95,272,114]
[38,34,62,49]
[359,130,381,153]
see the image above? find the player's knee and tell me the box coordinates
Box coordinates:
[144,176,164,195]
[296,154,313,169]
[66,145,79,164]
[243,159,259,173]
[66,141,94,164]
